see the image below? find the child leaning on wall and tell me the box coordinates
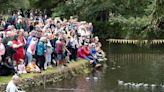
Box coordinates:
[25,58,41,73]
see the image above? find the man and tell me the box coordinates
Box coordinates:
[6,75,26,92]
[6,75,19,92]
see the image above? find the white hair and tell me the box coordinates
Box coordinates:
[7,41,13,46]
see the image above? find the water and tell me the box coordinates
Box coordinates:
[27,44,164,92]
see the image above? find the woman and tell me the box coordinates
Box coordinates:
[95,42,106,61]
[26,37,38,64]
[55,37,65,66]
[12,35,24,65]
[3,41,16,65]
[36,37,46,70]
[78,43,97,67]
[45,39,53,69]
[0,40,17,76]
[18,29,26,45]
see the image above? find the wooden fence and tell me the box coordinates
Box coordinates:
[107,39,164,44]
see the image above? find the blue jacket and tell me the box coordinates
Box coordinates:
[36,41,45,56]
[25,36,33,49]
[89,48,96,56]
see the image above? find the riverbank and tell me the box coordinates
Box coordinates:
[0,60,91,92]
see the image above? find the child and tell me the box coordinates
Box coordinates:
[17,61,27,74]
[25,58,41,73]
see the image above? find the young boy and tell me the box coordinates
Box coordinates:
[25,58,41,73]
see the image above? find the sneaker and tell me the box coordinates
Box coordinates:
[48,65,53,68]
[89,60,94,64]
[61,65,65,69]
[95,64,102,69]
[63,64,67,67]
[44,67,47,70]
[52,59,56,64]
[103,58,107,61]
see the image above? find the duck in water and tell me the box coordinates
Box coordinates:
[86,66,102,81]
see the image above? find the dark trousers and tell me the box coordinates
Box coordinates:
[69,48,77,61]
[24,52,28,66]
[37,55,45,70]
[0,63,17,76]
[51,52,57,65]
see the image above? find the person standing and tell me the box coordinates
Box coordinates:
[55,37,64,66]
[26,37,38,65]
[45,39,53,69]
[36,37,46,70]
[12,35,24,66]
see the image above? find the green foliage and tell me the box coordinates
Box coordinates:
[0,0,163,39]
[52,0,112,21]
[0,0,30,14]
[51,0,164,39]
[109,15,152,39]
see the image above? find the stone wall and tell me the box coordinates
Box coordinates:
[0,60,90,92]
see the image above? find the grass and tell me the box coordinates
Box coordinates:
[0,72,37,84]
[0,59,87,84]
[0,76,12,84]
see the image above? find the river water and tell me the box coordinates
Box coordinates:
[27,44,164,92]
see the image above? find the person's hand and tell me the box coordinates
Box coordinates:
[0,56,2,62]
[31,68,35,72]
[68,52,71,55]
[19,43,23,47]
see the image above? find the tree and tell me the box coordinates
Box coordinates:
[51,0,162,39]
[0,0,30,14]
[1,0,163,39]
[140,0,164,39]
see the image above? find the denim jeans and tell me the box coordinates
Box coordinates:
[26,52,33,64]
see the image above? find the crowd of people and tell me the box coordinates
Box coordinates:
[0,9,106,76]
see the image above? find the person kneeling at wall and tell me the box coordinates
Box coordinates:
[89,60,102,69]
[77,43,102,68]
[25,58,41,73]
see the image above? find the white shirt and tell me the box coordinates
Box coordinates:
[69,37,79,48]
[27,38,37,55]
[6,80,18,92]
[0,43,5,56]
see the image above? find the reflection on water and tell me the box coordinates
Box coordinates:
[27,44,164,92]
